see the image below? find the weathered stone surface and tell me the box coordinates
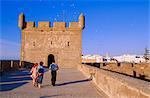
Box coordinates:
[101,63,150,80]
[0,68,107,98]
[18,13,85,68]
[78,64,150,98]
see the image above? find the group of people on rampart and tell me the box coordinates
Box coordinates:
[30,61,59,88]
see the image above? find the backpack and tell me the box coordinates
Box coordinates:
[38,68,44,73]
[50,64,58,71]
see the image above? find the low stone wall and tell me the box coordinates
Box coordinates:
[84,62,150,81]
[78,64,150,98]
[0,60,20,75]
[100,63,150,80]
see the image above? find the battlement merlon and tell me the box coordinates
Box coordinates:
[18,13,85,30]
[78,13,85,29]
[26,22,35,28]
[18,13,25,29]
[38,22,50,28]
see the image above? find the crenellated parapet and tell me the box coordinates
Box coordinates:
[18,13,85,30]
[19,13,84,67]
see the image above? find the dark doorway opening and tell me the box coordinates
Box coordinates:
[48,54,55,68]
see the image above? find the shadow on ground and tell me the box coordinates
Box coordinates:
[56,78,92,86]
[40,94,63,98]
[0,70,31,91]
[0,82,28,91]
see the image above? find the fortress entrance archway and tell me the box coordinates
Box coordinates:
[48,54,55,67]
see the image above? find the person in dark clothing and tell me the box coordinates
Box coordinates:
[49,61,59,86]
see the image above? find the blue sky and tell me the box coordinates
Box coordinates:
[0,0,149,59]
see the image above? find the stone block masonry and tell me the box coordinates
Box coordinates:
[18,13,85,68]
[78,64,150,98]
[0,60,20,75]
[100,62,150,81]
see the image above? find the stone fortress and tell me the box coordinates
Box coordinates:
[0,12,149,98]
[18,13,85,68]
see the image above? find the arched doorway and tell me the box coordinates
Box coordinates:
[48,54,55,67]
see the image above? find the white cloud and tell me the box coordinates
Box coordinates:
[0,39,20,60]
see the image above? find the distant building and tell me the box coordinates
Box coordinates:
[103,57,112,63]
[103,53,115,63]
[82,54,103,63]
[113,54,146,63]
[82,54,149,63]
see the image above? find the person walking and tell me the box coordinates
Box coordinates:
[30,63,38,87]
[49,61,59,86]
[37,61,45,88]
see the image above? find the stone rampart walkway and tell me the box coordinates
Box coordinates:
[0,68,107,98]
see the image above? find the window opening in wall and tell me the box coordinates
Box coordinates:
[131,63,134,67]
[68,42,69,46]
[33,42,35,46]
[51,41,52,45]
[117,63,121,67]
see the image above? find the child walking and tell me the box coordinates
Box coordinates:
[30,63,38,87]
[37,61,45,88]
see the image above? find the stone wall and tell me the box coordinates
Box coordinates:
[100,63,150,80]
[0,60,20,75]
[78,64,150,98]
[19,13,85,68]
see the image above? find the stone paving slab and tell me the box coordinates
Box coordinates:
[0,68,107,98]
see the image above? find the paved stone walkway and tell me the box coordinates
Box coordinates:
[0,68,107,98]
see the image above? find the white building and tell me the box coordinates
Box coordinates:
[113,54,146,63]
[82,54,103,63]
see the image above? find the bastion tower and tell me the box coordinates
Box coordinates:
[18,13,85,68]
